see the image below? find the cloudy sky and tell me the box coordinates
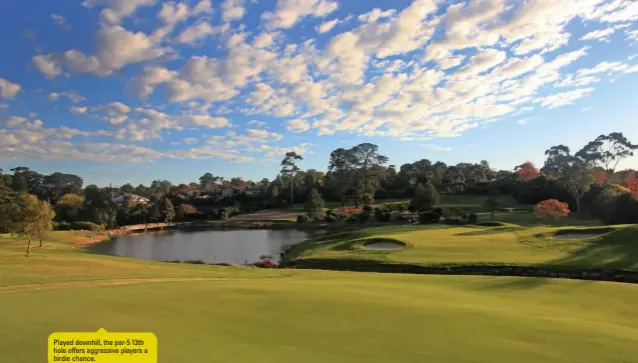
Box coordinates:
[1,0,637,186]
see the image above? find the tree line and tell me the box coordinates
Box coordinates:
[1,132,637,247]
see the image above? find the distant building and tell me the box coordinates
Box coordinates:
[112,194,150,205]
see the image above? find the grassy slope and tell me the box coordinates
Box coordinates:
[290,224,638,271]
[2,232,638,362]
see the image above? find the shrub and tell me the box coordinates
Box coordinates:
[419,211,441,224]
[534,199,570,223]
[362,193,374,205]
[363,205,373,212]
[54,221,71,231]
[252,258,278,268]
[348,216,357,224]
[445,217,462,225]
[325,215,338,223]
[63,221,104,231]
[220,206,240,220]
[336,213,349,220]
[594,187,638,225]
[433,207,443,216]
[297,215,310,224]
[326,209,337,217]
[397,203,407,212]
[358,211,371,223]
[468,213,478,224]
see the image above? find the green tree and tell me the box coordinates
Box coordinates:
[8,194,53,256]
[280,152,303,206]
[410,183,439,211]
[304,189,325,216]
[160,198,175,223]
[55,193,85,222]
[34,200,55,247]
[576,132,637,174]
[543,145,594,217]
[120,183,135,194]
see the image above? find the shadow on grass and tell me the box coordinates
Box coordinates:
[548,226,638,271]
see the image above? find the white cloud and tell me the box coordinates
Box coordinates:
[556,75,601,87]
[264,0,338,29]
[12,0,638,152]
[580,24,629,42]
[135,66,176,98]
[577,61,633,76]
[516,117,540,125]
[454,49,507,79]
[316,19,339,34]
[32,55,62,78]
[0,78,21,99]
[357,8,396,23]
[176,22,220,44]
[158,0,212,24]
[51,14,71,30]
[253,32,276,48]
[3,116,28,127]
[183,137,198,144]
[248,120,267,127]
[70,106,88,114]
[32,25,168,78]
[222,0,245,22]
[48,91,86,103]
[287,119,310,133]
[184,115,230,128]
[0,104,8,110]
[534,88,594,109]
[82,0,157,24]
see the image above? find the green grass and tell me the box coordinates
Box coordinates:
[2,231,638,362]
[290,224,638,271]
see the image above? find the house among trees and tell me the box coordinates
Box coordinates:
[111,194,150,205]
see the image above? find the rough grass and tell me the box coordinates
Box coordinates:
[290,224,638,271]
[2,231,638,363]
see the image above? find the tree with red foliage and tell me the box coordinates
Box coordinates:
[593,169,609,184]
[626,171,638,197]
[534,199,570,224]
[516,161,540,180]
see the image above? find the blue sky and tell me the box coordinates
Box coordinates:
[0,0,637,186]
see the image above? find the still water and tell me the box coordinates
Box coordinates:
[88,229,316,265]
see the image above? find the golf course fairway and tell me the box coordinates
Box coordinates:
[2,231,638,363]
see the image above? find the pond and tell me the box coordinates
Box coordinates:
[87,229,318,265]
